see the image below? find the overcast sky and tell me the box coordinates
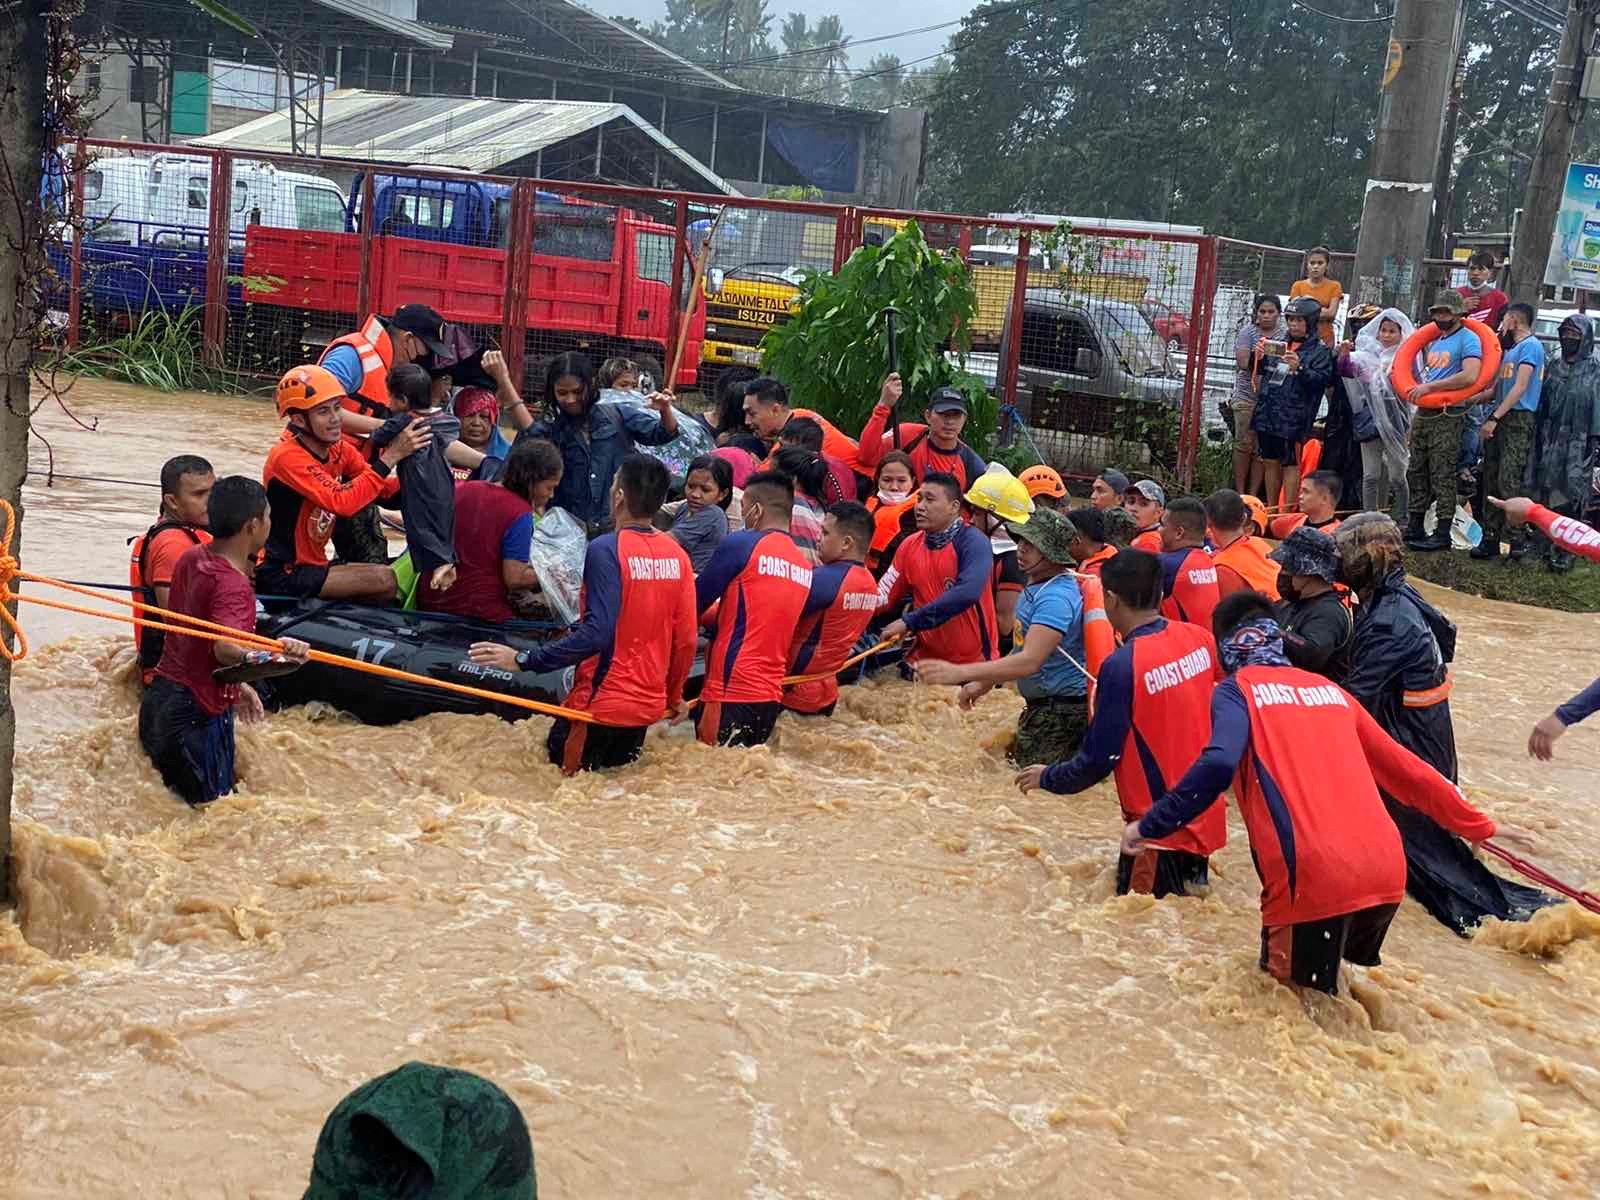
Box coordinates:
[594,0,973,67]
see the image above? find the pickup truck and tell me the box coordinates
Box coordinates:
[244,174,703,388]
[999,287,1185,466]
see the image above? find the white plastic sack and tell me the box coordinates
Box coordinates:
[527,506,587,625]
[597,387,716,481]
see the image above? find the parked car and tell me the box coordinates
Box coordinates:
[1137,296,1191,350]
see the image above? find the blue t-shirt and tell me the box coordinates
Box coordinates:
[1014,573,1088,701]
[321,343,364,395]
[500,512,534,562]
[1497,334,1545,413]
[1421,325,1482,384]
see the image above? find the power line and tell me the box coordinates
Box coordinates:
[1287,0,1395,24]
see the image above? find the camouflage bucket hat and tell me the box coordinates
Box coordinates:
[304,1062,536,1200]
[1267,525,1340,582]
[1006,506,1078,564]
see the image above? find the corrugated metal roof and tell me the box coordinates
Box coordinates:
[312,0,454,50]
[189,91,737,194]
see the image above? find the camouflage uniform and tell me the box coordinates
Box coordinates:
[333,504,391,565]
[1406,404,1467,528]
[1480,408,1534,551]
[1013,696,1090,767]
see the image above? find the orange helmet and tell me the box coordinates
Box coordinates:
[1241,494,1269,535]
[276,364,347,418]
[1019,464,1067,500]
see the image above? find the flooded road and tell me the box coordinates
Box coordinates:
[2,379,1598,1197]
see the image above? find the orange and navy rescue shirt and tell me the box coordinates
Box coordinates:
[696,528,814,704]
[877,524,997,664]
[783,559,880,714]
[517,528,697,726]
[855,404,988,489]
[1139,664,1496,926]
[1159,547,1221,632]
[261,431,400,568]
[1042,617,1226,857]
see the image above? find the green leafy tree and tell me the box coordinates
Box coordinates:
[849,53,904,109]
[760,221,997,450]
[812,14,850,104]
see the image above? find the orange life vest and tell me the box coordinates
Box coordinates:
[128,520,208,678]
[320,314,396,428]
[1078,571,1116,713]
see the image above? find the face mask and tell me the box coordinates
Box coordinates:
[1561,336,1583,358]
[1434,317,1458,333]
[878,488,911,505]
[1499,331,1517,350]
[1277,568,1300,603]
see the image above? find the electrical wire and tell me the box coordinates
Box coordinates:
[1288,0,1395,23]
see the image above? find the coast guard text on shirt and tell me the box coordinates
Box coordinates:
[1143,645,1213,696]
[758,554,813,587]
[627,554,684,580]
[1249,680,1349,709]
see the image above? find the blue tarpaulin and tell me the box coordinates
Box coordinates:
[766,118,859,193]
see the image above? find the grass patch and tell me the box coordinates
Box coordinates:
[1406,545,1600,613]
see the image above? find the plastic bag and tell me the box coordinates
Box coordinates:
[597,387,716,482]
[527,506,587,625]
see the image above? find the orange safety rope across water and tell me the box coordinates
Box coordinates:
[1481,840,1600,915]
[780,632,904,687]
[0,500,596,724]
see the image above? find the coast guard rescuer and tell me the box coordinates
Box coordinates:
[1016,549,1226,898]
[1157,496,1222,631]
[470,455,697,775]
[877,471,998,665]
[130,454,214,685]
[258,365,429,603]
[319,305,485,561]
[783,502,881,718]
[694,472,815,747]
[1125,592,1516,995]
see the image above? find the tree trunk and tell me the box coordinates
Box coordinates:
[0,0,48,905]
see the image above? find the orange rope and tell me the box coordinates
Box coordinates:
[781,632,903,686]
[0,500,594,723]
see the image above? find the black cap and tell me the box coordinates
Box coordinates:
[928,387,968,414]
[385,304,450,359]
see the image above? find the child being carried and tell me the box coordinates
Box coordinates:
[372,363,460,592]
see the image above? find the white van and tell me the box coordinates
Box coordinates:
[72,151,346,248]
[143,154,347,248]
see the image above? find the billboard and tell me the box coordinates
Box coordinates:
[1547,162,1600,289]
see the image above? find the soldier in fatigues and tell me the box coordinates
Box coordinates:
[1405,291,1484,552]
[1474,302,1544,560]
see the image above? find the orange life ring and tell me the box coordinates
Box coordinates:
[1389,318,1503,409]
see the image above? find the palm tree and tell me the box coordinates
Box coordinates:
[812,14,851,104]
[852,53,904,109]
[779,12,815,96]
[730,0,773,63]
[693,0,735,65]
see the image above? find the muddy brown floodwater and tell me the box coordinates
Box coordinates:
[2,379,1599,1198]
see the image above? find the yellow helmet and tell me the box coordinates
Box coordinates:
[964,462,1035,524]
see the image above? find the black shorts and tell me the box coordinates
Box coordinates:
[256,558,330,599]
[782,701,836,718]
[694,699,782,748]
[1116,848,1210,898]
[1255,432,1300,466]
[546,717,648,775]
[138,675,237,807]
[1259,902,1400,994]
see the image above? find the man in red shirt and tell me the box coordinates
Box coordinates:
[854,375,989,490]
[694,472,816,747]
[1125,592,1509,995]
[130,454,214,684]
[1156,496,1221,631]
[1123,479,1166,552]
[1017,549,1225,897]
[259,364,429,603]
[878,471,998,665]
[1456,251,1510,328]
[471,455,696,774]
[784,501,881,717]
[139,476,309,806]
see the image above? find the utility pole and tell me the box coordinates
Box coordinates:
[1507,0,1597,302]
[1352,0,1467,317]
[1428,48,1467,258]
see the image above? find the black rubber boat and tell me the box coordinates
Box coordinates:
[255,600,577,726]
